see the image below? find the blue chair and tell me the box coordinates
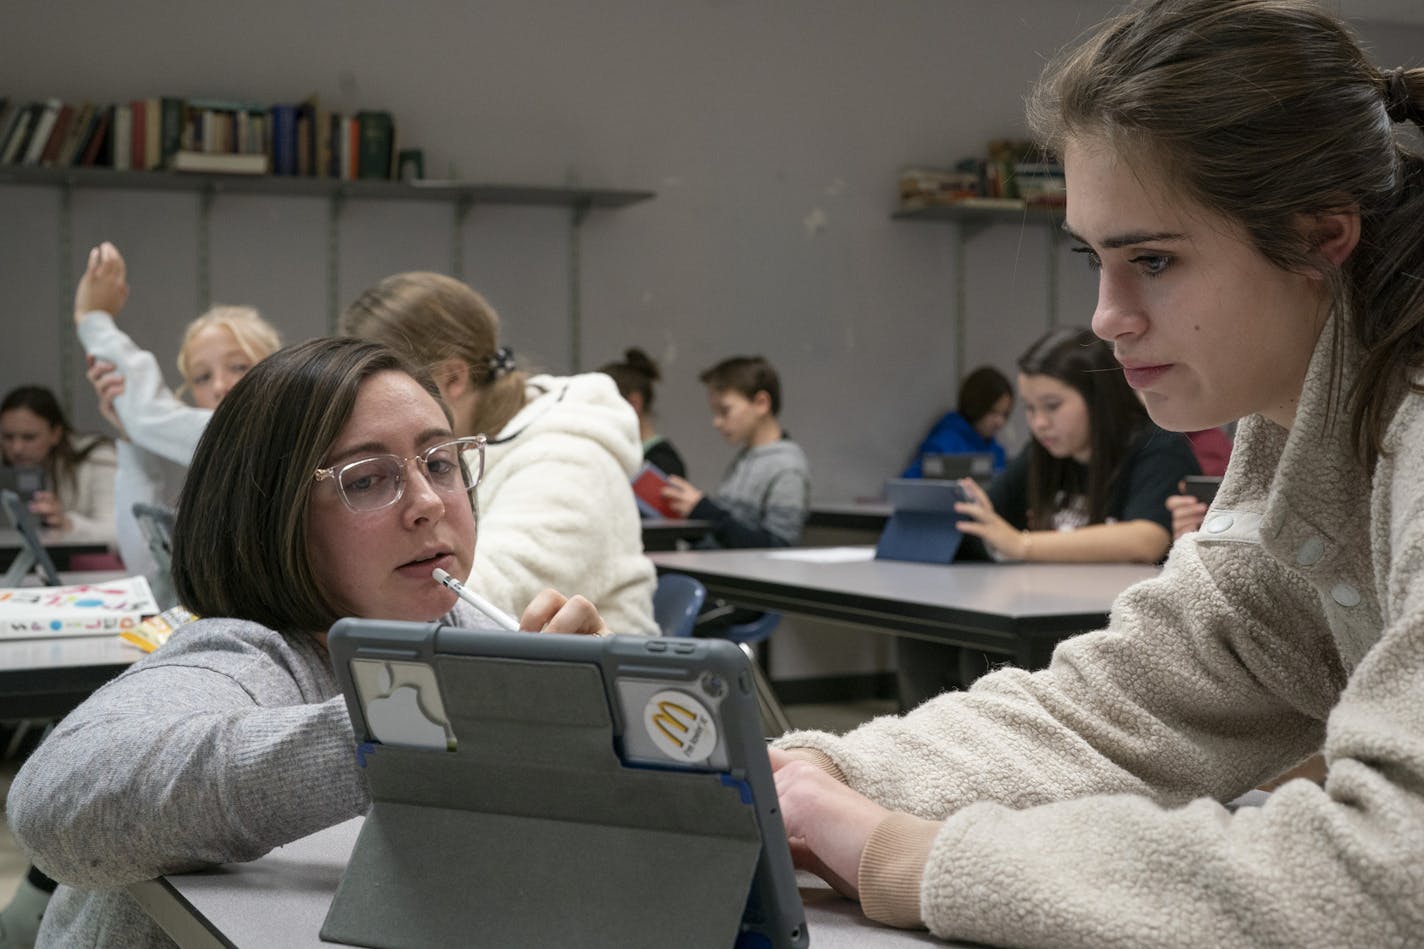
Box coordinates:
[653,574,792,734]
[653,573,707,638]
[722,611,781,646]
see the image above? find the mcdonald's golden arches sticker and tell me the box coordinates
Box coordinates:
[642,689,718,763]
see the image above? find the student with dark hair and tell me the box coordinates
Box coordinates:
[7,338,609,947]
[0,385,115,539]
[662,355,810,549]
[954,325,1198,565]
[901,365,1013,477]
[343,272,656,634]
[898,325,1199,706]
[770,2,1424,943]
[599,346,686,477]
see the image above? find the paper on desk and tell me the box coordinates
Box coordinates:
[764,546,875,563]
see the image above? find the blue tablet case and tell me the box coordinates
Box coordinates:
[323,621,809,949]
[875,477,967,564]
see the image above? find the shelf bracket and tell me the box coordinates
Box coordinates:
[568,199,593,373]
[197,185,215,313]
[450,195,474,280]
[326,193,346,334]
[57,183,77,417]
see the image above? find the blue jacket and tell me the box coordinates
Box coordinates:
[902,411,1006,478]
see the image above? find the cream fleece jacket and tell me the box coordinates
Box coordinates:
[468,373,657,635]
[779,322,1424,946]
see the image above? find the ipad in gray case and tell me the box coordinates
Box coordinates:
[2,489,62,586]
[323,619,809,949]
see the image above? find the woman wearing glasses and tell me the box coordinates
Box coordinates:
[343,272,658,634]
[7,338,609,948]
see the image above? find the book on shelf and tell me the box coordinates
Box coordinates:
[270,103,298,175]
[357,110,394,180]
[341,114,358,179]
[0,102,36,164]
[38,103,76,166]
[54,102,95,167]
[22,99,62,165]
[0,575,159,640]
[128,97,147,170]
[171,149,270,174]
[77,105,113,166]
[112,104,132,171]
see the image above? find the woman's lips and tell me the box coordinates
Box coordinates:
[396,551,455,579]
[1122,364,1172,389]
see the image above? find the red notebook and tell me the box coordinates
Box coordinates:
[632,462,678,518]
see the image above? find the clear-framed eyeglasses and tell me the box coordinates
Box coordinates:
[313,435,486,513]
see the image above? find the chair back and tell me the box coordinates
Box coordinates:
[132,502,178,609]
[653,573,707,637]
[723,611,781,646]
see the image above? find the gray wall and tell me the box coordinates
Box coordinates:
[6,2,1419,495]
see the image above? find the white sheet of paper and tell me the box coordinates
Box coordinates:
[763,546,876,564]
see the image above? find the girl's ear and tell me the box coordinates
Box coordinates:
[1305,208,1361,269]
[432,358,470,403]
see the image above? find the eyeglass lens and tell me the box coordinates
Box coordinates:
[338,442,477,511]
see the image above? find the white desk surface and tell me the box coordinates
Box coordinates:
[130,817,954,948]
[0,526,111,552]
[650,547,1158,662]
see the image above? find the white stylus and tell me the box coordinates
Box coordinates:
[432,567,521,631]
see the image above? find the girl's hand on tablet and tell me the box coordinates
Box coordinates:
[771,751,891,901]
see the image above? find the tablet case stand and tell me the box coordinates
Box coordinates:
[322,645,774,949]
[874,478,966,564]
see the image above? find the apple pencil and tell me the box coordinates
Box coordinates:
[432,567,521,631]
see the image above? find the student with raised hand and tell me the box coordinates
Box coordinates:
[343,272,657,634]
[661,355,811,548]
[953,325,1198,565]
[598,346,687,478]
[74,241,281,579]
[901,365,1013,478]
[770,2,1424,944]
[6,337,610,948]
[0,385,116,540]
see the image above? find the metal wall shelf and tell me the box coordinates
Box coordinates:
[0,164,654,209]
[893,201,1067,381]
[2,165,655,403]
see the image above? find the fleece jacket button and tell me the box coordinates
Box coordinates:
[1331,583,1361,608]
[1205,514,1234,534]
[1296,536,1326,566]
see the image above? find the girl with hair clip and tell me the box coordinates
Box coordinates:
[343,272,658,635]
[0,385,115,538]
[74,242,281,581]
[6,338,609,948]
[599,346,687,478]
[770,2,1424,945]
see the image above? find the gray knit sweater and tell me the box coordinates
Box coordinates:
[8,603,480,948]
[690,437,811,548]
